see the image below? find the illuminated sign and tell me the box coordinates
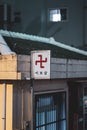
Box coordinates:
[31,50,50,79]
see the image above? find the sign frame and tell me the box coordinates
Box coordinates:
[31,50,51,79]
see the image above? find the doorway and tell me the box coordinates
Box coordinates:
[83,87,87,130]
[35,92,66,130]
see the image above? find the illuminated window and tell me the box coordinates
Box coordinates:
[49,8,67,22]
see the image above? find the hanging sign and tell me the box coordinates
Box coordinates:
[31,50,50,79]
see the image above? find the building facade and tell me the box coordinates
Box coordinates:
[0,0,87,48]
[0,0,87,130]
[0,54,87,130]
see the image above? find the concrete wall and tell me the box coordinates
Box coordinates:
[51,58,87,79]
[17,0,84,47]
[0,54,87,80]
[0,54,30,80]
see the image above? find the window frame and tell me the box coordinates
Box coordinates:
[48,7,68,22]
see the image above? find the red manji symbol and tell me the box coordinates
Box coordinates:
[35,54,47,68]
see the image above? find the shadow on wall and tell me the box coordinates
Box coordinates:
[25,16,41,35]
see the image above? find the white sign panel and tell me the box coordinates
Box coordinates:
[31,50,50,79]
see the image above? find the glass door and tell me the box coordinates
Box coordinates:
[83,87,87,130]
[35,92,66,130]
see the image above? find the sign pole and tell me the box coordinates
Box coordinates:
[30,50,50,130]
[30,78,34,130]
[30,52,34,130]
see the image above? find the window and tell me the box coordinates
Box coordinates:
[83,87,87,130]
[49,8,68,22]
[35,92,66,130]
